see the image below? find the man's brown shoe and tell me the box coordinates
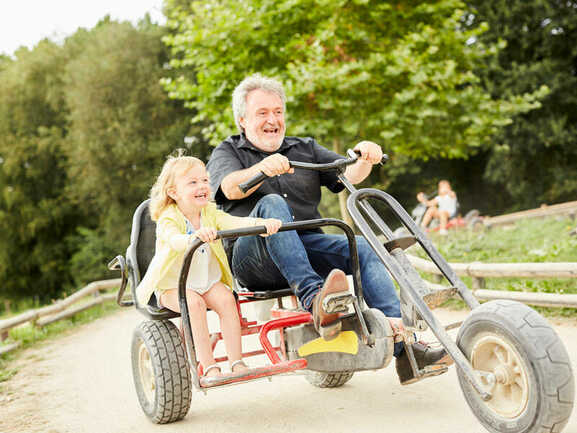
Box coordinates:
[312,269,349,340]
[395,341,453,385]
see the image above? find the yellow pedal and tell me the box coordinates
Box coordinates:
[297,331,359,357]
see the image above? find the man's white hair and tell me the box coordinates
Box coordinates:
[232,74,286,132]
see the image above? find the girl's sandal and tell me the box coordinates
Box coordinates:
[203,363,222,377]
[230,359,249,373]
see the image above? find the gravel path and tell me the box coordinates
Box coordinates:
[1,306,576,433]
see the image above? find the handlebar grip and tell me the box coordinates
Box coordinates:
[350,149,389,165]
[239,171,268,194]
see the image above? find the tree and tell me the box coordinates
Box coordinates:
[163,0,544,160]
[0,41,80,302]
[465,0,577,208]
[63,18,199,284]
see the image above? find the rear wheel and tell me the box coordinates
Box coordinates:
[305,371,354,388]
[456,301,574,433]
[131,320,192,424]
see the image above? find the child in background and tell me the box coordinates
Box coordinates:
[136,152,282,377]
[417,180,457,235]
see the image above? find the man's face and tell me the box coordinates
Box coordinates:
[240,89,286,152]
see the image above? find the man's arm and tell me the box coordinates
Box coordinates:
[344,140,383,184]
[221,154,294,200]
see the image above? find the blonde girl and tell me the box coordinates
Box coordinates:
[136,152,281,377]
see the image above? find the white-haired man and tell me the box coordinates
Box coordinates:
[207,74,452,384]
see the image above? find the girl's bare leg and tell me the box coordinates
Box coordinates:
[439,210,449,229]
[160,289,220,376]
[203,282,248,373]
[421,207,438,228]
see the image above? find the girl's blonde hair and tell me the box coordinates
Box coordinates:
[149,150,206,221]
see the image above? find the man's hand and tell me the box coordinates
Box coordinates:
[353,140,383,165]
[257,154,294,177]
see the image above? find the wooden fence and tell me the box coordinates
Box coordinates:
[481,200,577,228]
[2,252,576,356]
[0,279,120,355]
[407,254,577,308]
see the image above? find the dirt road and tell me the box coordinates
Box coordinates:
[1,306,576,433]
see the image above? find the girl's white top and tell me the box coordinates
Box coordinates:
[157,219,223,295]
[435,194,457,216]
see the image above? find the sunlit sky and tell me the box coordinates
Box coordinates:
[0,0,165,57]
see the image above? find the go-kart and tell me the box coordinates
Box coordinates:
[109,150,574,432]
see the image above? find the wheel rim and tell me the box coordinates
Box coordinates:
[471,335,529,418]
[137,341,156,404]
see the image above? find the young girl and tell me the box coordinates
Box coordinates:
[136,153,282,377]
[417,180,457,235]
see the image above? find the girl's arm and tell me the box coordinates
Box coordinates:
[417,192,438,207]
[156,217,191,252]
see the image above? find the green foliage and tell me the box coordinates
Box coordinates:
[0,18,198,302]
[0,41,81,301]
[162,0,543,160]
[62,19,196,285]
[465,0,577,208]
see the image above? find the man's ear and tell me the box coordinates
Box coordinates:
[239,117,246,131]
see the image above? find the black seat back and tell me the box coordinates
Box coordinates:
[127,199,179,319]
[135,203,156,281]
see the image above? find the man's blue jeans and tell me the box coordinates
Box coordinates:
[231,194,402,321]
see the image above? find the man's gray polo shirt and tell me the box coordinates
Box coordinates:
[207,134,345,222]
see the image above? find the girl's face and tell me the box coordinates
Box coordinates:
[439,182,450,195]
[169,165,211,210]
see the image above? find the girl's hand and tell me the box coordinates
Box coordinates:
[260,218,282,237]
[194,227,218,243]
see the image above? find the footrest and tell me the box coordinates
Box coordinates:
[318,320,342,341]
[420,364,449,379]
[322,292,353,314]
[199,359,307,388]
[422,287,457,309]
[383,235,417,252]
[403,365,449,386]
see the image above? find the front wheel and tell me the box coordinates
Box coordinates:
[131,320,192,424]
[456,300,574,433]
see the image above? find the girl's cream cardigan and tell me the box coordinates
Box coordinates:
[135,202,264,306]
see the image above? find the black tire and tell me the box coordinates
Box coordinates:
[131,320,192,424]
[305,371,354,388]
[456,300,574,433]
[464,209,480,224]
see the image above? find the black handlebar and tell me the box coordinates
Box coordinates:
[238,149,388,194]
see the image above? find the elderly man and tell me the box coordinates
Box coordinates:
[207,74,451,384]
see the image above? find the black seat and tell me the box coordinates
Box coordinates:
[127,200,180,320]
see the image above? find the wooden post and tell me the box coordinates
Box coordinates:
[472,277,486,290]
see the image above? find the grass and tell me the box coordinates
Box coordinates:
[410,216,577,317]
[0,296,120,388]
